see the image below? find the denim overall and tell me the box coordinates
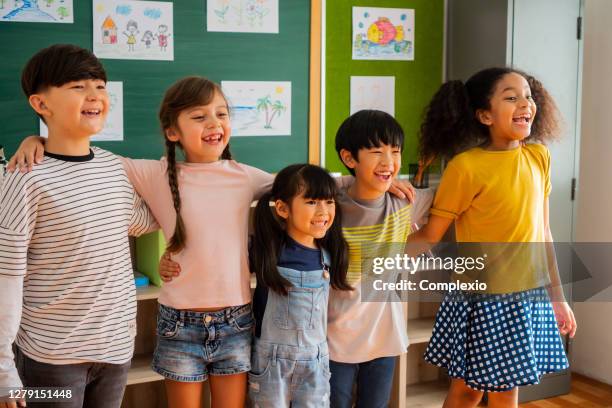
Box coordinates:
[248,250,332,408]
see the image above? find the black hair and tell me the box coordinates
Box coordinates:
[252,164,352,295]
[21,44,107,98]
[419,67,561,162]
[335,110,405,176]
[21,44,107,123]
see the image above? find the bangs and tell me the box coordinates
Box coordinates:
[58,70,106,86]
[364,126,404,150]
[295,166,338,200]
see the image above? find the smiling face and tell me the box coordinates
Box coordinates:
[341,143,401,200]
[166,91,231,163]
[276,193,336,248]
[32,79,109,139]
[477,72,537,144]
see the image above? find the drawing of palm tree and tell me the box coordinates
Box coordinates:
[56,4,68,19]
[44,0,54,6]
[267,100,286,128]
[256,95,272,128]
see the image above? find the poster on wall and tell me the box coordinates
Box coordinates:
[1,0,74,23]
[352,6,414,61]
[206,0,278,33]
[40,81,124,142]
[221,81,291,136]
[350,76,395,116]
[93,0,173,61]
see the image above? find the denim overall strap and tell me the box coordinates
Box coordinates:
[270,344,278,367]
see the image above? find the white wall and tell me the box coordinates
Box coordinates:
[571,0,612,385]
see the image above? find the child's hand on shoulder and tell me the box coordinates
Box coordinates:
[389,179,416,203]
[7,135,45,173]
[159,251,181,282]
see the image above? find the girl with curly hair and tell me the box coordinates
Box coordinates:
[407,67,577,408]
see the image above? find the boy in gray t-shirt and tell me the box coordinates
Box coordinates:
[328,110,433,408]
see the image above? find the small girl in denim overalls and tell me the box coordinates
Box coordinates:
[249,164,352,408]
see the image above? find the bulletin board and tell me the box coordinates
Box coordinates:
[324,0,445,173]
[0,0,319,172]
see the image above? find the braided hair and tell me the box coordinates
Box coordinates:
[159,76,232,253]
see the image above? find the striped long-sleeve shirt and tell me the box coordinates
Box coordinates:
[0,147,158,388]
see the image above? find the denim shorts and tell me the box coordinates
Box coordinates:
[152,303,254,382]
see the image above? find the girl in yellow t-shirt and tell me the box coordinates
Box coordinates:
[407,67,577,408]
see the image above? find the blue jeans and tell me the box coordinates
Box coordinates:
[15,347,130,408]
[329,357,396,408]
[152,303,254,382]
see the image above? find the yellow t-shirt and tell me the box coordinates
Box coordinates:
[431,143,552,293]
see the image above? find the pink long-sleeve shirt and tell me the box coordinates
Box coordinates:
[121,157,273,309]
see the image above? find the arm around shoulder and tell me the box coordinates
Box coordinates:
[119,156,166,202]
[241,163,274,201]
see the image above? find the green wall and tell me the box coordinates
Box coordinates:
[325,0,444,174]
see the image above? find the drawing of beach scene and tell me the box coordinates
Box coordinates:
[352,7,414,61]
[1,0,74,23]
[207,0,278,33]
[221,81,291,136]
[93,0,173,61]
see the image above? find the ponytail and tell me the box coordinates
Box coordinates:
[419,80,481,162]
[318,209,351,291]
[252,191,291,295]
[165,139,187,253]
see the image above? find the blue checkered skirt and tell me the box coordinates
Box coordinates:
[423,287,569,392]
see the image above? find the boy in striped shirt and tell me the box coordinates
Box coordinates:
[0,44,157,408]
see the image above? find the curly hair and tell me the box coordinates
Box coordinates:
[419,67,561,162]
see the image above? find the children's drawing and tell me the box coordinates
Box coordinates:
[93,0,173,61]
[1,0,73,23]
[206,0,278,34]
[102,15,118,44]
[40,82,124,142]
[352,7,414,61]
[141,29,154,48]
[124,19,139,51]
[156,23,169,51]
[350,76,395,117]
[221,81,291,137]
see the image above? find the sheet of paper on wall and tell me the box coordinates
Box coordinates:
[350,76,395,117]
[40,82,124,142]
[1,0,74,23]
[221,81,291,136]
[352,7,414,61]
[93,0,173,61]
[206,0,278,33]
